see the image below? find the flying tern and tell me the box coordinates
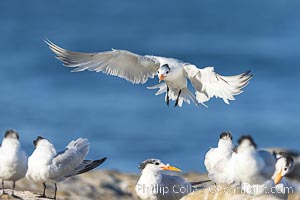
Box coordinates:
[0,129,28,196]
[26,136,107,199]
[135,158,209,200]
[46,40,253,107]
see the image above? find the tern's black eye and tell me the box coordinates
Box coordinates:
[284,167,288,171]
[157,70,160,74]
[155,162,159,165]
[166,71,169,74]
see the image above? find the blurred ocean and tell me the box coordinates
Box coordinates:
[0,0,299,173]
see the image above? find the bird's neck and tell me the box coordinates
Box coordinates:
[33,145,56,162]
[238,146,256,155]
[140,170,162,185]
[218,140,232,150]
[1,138,20,152]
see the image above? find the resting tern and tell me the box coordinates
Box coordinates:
[234,135,276,185]
[204,132,234,185]
[46,40,253,107]
[26,136,107,199]
[0,129,28,196]
[240,151,294,198]
[272,152,295,199]
[273,152,294,185]
[136,158,209,200]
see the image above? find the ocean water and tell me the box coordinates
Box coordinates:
[0,0,299,173]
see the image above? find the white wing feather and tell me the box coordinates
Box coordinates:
[46,40,160,84]
[184,65,253,105]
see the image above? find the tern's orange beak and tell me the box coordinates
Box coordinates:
[161,165,182,172]
[274,170,283,184]
[159,74,166,82]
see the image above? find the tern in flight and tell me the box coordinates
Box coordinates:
[46,40,253,107]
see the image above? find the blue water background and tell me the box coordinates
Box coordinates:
[0,0,299,173]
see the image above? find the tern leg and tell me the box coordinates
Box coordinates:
[38,183,47,198]
[53,183,57,199]
[166,86,170,107]
[2,180,5,194]
[12,181,15,196]
[174,89,182,107]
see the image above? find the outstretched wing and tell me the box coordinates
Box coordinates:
[184,65,253,105]
[46,40,160,84]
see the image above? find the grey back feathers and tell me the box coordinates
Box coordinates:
[257,150,276,179]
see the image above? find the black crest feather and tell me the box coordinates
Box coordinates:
[4,129,19,140]
[33,136,45,147]
[237,135,257,148]
[219,131,232,140]
[139,159,159,171]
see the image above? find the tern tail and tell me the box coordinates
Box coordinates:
[147,83,199,107]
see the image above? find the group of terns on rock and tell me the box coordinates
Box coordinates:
[0,129,295,200]
[0,129,107,199]
[205,132,294,199]
[134,133,295,200]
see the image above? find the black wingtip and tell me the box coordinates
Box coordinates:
[91,157,107,168]
[98,157,107,164]
[243,70,251,76]
[241,70,254,79]
[190,180,212,186]
[76,157,107,176]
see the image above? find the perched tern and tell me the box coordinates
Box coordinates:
[136,158,208,200]
[0,129,28,196]
[239,152,295,198]
[204,132,234,185]
[272,152,295,199]
[273,152,294,185]
[26,136,107,199]
[234,135,276,185]
[46,40,253,107]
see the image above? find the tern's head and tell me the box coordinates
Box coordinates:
[273,152,295,184]
[218,131,233,148]
[237,135,257,151]
[4,129,19,140]
[219,132,233,141]
[157,64,171,82]
[139,158,181,174]
[33,136,49,148]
